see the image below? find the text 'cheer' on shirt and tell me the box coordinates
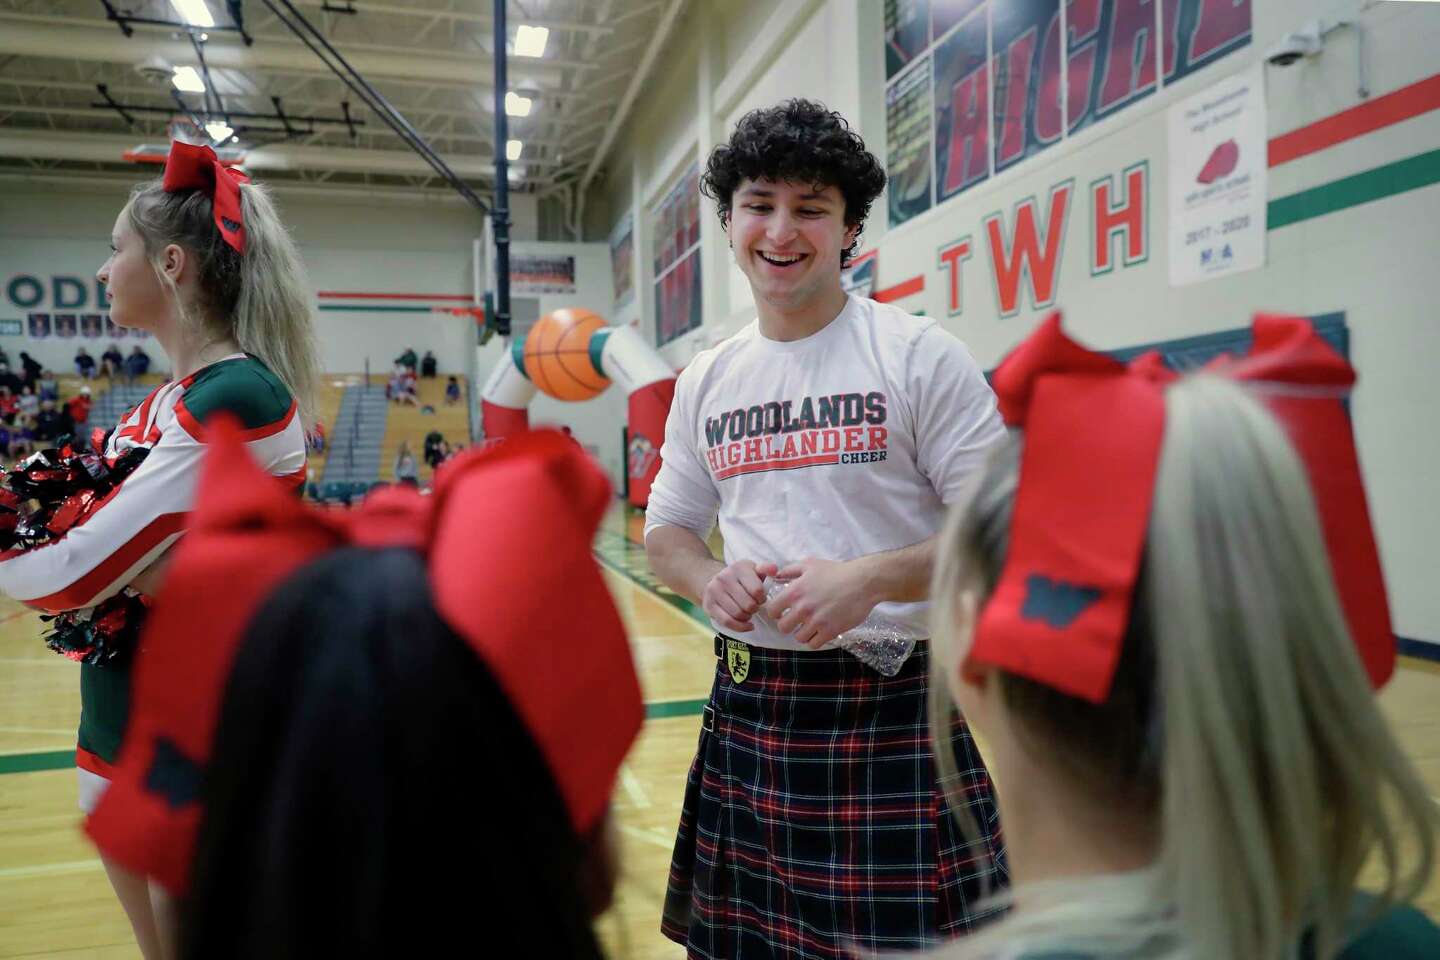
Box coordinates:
[645,295,1004,650]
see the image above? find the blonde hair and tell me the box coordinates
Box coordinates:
[927,374,1436,959]
[126,175,320,428]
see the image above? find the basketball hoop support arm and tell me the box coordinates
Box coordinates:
[491,0,512,339]
[263,0,491,214]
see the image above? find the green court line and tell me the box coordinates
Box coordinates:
[590,528,711,723]
[1270,148,1440,230]
[645,698,708,720]
[0,533,710,777]
[591,528,712,632]
[0,749,72,775]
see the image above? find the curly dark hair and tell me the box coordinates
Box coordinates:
[701,99,886,266]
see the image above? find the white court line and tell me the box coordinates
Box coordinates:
[618,824,676,851]
[0,725,75,736]
[619,764,651,809]
[0,858,104,881]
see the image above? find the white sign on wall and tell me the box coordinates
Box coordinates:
[1167,64,1267,287]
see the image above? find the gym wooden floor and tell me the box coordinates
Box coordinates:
[1,505,1436,958]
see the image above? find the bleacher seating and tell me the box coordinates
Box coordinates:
[319,375,388,491]
[76,373,167,444]
[379,374,471,484]
[16,367,470,505]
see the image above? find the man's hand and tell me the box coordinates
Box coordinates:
[702,559,779,635]
[763,557,877,649]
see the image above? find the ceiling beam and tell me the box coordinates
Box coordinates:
[0,13,600,71]
[0,127,567,176]
[283,0,615,36]
[581,0,687,192]
[0,168,515,204]
[0,17,585,89]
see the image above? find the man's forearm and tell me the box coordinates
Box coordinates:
[850,536,938,604]
[645,525,725,604]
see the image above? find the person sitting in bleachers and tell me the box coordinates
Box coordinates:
[75,347,98,380]
[421,350,437,378]
[393,369,419,407]
[394,440,419,486]
[66,386,93,434]
[394,347,418,373]
[34,399,63,443]
[18,351,42,386]
[444,376,461,406]
[13,415,36,458]
[101,342,124,378]
[18,385,38,420]
[423,430,444,468]
[39,370,59,401]
[308,420,326,455]
[125,345,151,385]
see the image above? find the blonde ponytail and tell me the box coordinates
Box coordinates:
[233,181,319,428]
[1150,375,1434,959]
[924,375,1436,960]
[126,174,320,428]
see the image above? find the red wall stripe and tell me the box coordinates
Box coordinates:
[316,291,472,301]
[1269,73,1440,168]
[873,275,925,303]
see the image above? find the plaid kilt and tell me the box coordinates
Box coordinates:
[661,635,1008,958]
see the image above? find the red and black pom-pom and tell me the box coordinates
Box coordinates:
[0,439,152,666]
[40,591,152,666]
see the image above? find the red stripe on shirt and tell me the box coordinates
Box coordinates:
[28,513,187,612]
[115,385,168,446]
[713,453,841,481]
[174,397,298,443]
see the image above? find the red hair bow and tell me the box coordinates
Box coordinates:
[86,425,642,894]
[162,140,251,253]
[971,313,1393,704]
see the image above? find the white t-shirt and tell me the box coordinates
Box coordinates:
[644,294,1005,649]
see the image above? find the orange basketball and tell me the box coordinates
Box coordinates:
[522,308,612,402]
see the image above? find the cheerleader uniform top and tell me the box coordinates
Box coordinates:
[0,354,306,776]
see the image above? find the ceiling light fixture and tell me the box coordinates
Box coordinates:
[504,92,533,117]
[205,120,235,143]
[514,25,549,58]
[506,139,523,161]
[172,66,206,93]
[169,0,216,28]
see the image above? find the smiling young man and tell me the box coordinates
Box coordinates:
[645,99,1009,957]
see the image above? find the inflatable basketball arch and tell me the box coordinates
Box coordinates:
[478,308,676,507]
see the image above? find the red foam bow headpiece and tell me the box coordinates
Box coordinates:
[87,425,642,894]
[971,313,1394,704]
[162,140,251,253]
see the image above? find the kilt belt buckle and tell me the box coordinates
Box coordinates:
[702,703,716,733]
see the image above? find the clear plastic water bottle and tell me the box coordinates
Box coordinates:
[758,577,921,677]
